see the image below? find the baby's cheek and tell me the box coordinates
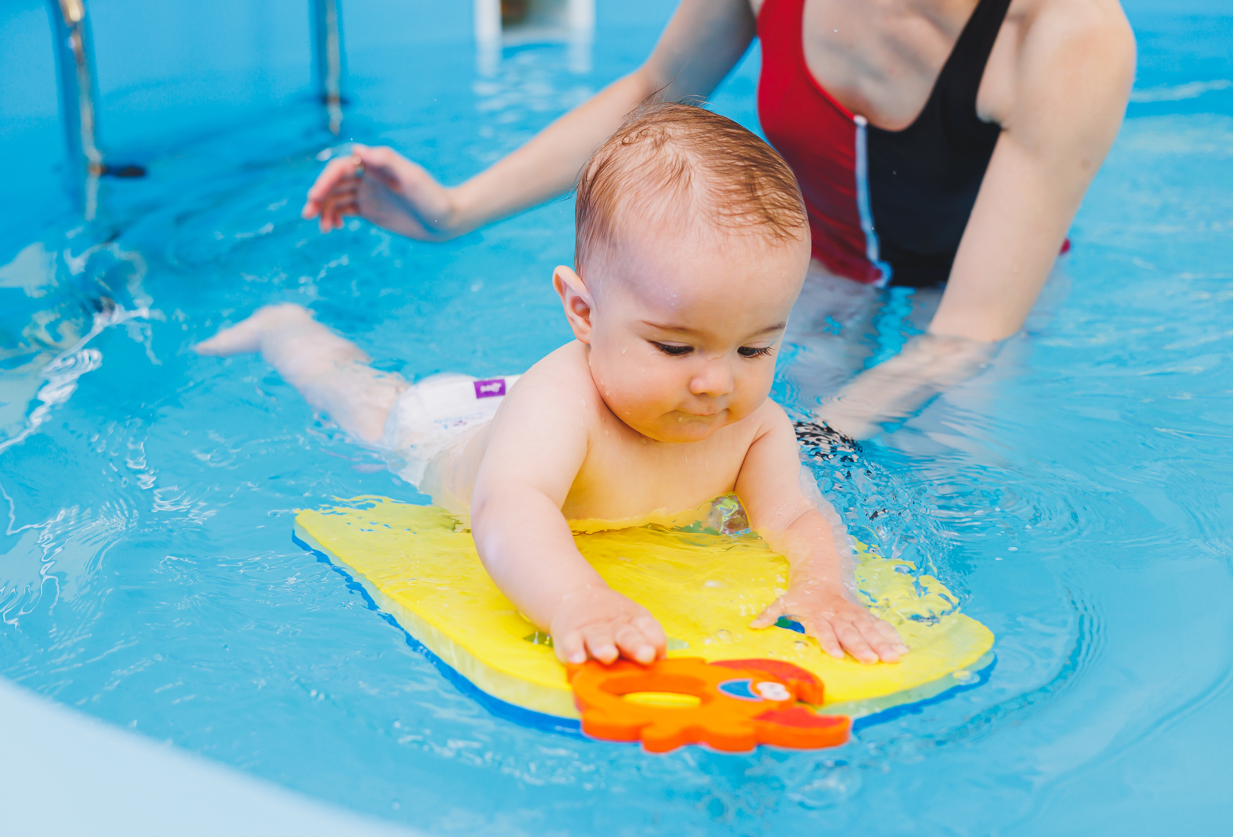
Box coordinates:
[725,388,764,422]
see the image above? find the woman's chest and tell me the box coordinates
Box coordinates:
[753,0,1024,130]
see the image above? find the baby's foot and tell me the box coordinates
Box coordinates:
[194,303,313,356]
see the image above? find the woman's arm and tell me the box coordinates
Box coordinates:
[931,0,1136,340]
[818,0,1136,439]
[302,0,756,239]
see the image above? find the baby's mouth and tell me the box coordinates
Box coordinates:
[676,409,725,420]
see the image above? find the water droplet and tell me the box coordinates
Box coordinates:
[953,669,977,684]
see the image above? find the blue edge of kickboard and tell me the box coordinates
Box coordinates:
[293,532,997,743]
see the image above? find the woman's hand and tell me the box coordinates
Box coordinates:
[301,145,464,241]
[549,584,667,666]
[300,1,756,243]
[751,580,907,664]
[816,332,997,440]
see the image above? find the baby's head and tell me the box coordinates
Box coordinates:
[554,102,810,443]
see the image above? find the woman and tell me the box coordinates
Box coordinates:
[302,0,1135,439]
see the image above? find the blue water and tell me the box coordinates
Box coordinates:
[2,2,1232,834]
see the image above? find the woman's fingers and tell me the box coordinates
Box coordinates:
[353,145,411,188]
[319,194,358,232]
[312,181,358,228]
[303,156,360,217]
[330,200,358,231]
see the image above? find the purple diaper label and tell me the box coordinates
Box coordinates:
[473,378,506,399]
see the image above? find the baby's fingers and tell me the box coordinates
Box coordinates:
[631,614,668,658]
[863,617,909,662]
[833,619,879,664]
[554,630,587,666]
[582,625,619,665]
[614,623,657,665]
[749,597,788,630]
[803,618,845,661]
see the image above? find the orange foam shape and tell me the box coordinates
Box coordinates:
[569,657,851,753]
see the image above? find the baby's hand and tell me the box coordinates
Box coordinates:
[549,584,666,666]
[751,581,908,664]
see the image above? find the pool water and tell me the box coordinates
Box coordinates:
[2,3,1232,835]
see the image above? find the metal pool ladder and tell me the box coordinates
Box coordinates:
[46,0,349,219]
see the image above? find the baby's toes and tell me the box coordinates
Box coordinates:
[194,319,264,356]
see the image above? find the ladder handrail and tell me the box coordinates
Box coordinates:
[48,0,104,218]
[46,0,348,219]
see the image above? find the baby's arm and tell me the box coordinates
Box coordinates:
[468,374,665,666]
[736,407,908,664]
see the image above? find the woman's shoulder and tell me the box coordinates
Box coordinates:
[1012,0,1135,75]
[1019,0,1133,43]
[994,0,1135,138]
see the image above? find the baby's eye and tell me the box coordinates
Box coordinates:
[738,346,774,358]
[652,342,693,357]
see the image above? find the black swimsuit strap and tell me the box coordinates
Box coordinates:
[934,0,1015,130]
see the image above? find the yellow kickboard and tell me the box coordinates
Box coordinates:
[294,497,994,721]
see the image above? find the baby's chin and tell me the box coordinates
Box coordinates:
[634,411,732,444]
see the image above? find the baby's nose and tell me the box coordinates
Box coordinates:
[688,360,734,398]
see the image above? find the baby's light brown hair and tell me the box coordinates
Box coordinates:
[574,102,807,277]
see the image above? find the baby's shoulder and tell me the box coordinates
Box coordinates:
[744,395,794,439]
[499,342,605,422]
[513,342,598,393]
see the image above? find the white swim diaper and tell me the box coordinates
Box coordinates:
[381,372,520,486]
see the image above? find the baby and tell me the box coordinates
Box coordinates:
[197,103,907,668]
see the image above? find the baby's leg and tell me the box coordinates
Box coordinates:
[195,304,404,444]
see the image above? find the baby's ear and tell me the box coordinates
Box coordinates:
[553,266,595,343]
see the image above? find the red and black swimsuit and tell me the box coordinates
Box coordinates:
[757,0,1014,288]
